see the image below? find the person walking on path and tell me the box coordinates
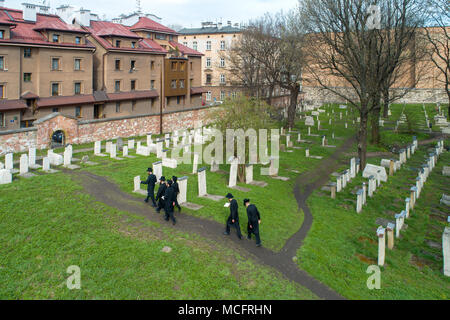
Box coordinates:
[244,199,261,247]
[155,176,167,213]
[223,193,242,239]
[172,176,181,212]
[141,168,157,207]
[164,179,177,225]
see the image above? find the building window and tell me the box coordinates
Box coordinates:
[115,59,121,71]
[132,100,136,111]
[0,84,4,98]
[74,58,81,71]
[51,58,60,71]
[171,61,177,70]
[24,48,32,58]
[220,74,226,84]
[51,83,60,96]
[0,112,4,127]
[232,91,237,99]
[206,58,211,68]
[115,80,121,92]
[74,82,81,95]
[177,96,181,104]
[171,80,177,89]
[131,80,136,90]
[75,36,81,44]
[0,56,3,70]
[151,80,155,89]
[116,102,120,113]
[0,30,3,39]
[220,40,225,50]
[130,60,136,70]
[155,34,166,40]
[220,58,225,68]
[131,41,136,48]
[180,62,185,71]
[52,34,60,43]
[206,91,212,101]
[169,35,173,41]
[206,41,211,50]
[220,91,225,101]
[206,74,212,84]
[75,106,82,117]
[23,73,32,82]
[151,61,155,70]
[192,41,197,51]
[115,40,121,48]
[179,79,185,89]
[52,107,59,113]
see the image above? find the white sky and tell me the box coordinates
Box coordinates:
[4,0,299,28]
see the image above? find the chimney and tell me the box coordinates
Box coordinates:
[218,22,222,29]
[227,20,231,26]
[38,5,49,14]
[77,9,91,26]
[22,3,37,22]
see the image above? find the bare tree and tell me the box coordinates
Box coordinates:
[300,0,426,169]
[424,0,450,119]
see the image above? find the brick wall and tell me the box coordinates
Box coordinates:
[0,106,218,156]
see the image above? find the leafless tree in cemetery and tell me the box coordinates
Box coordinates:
[299,0,426,168]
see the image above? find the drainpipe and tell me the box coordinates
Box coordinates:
[160,58,163,134]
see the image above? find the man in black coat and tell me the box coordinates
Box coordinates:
[155,176,166,213]
[244,199,261,247]
[141,168,157,207]
[223,193,242,239]
[172,176,181,212]
[164,179,176,225]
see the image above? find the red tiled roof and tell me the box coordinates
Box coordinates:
[106,90,159,102]
[0,99,27,111]
[37,94,96,108]
[89,20,141,39]
[130,17,178,35]
[191,87,207,95]
[0,8,94,49]
[21,91,39,99]
[169,41,203,57]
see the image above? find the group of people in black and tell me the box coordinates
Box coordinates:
[140,169,262,247]
[141,168,181,225]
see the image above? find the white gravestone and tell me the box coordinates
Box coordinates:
[198,167,207,197]
[5,153,13,171]
[48,150,63,166]
[133,176,147,195]
[28,147,40,169]
[94,141,101,155]
[443,227,450,277]
[106,141,112,154]
[228,157,238,187]
[128,139,135,149]
[363,164,387,182]
[245,164,253,184]
[153,161,162,181]
[156,140,164,158]
[20,154,29,175]
[64,148,72,166]
[162,157,177,169]
[177,176,188,204]
[377,227,386,266]
[123,146,128,157]
[147,134,153,146]
[43,157,50,171]
[110,144,117,158]
[192,152,199,174]
[0,169,12,184]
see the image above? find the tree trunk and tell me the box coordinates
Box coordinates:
[371,102,381,145]
[358,110,369,172]
[447,87,450,121]
[382,87,390,118]
[287,85,299,129]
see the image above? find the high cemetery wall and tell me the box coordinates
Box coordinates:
[0,106,217,155]
[302,86,449,107]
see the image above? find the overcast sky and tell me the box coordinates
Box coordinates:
[5,0,299,28]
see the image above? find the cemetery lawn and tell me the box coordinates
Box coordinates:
[0,173,317,299]
[296,137,450,299]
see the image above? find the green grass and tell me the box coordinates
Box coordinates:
[0,173,316,299]
[296,138,450,299]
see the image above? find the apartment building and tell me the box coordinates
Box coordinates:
[0,2,205,131]
[179,21,242,103]
[0,2,95,130]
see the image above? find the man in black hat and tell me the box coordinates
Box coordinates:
[223,193,242,239]
[164,179,176,225]
[141,168,157,207]
[244,199,261,247]
[172,176,181,212]
[155,176,167,213]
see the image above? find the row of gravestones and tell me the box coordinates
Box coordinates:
[0,145,90,184]
[375,139,449,277]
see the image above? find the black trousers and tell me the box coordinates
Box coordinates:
[247,222,261,245]
[156,199,165,212]
[145,188,156,206]
[225,216,242,238]
[164,208,176,223]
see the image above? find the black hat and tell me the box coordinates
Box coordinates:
[147,168,153,172]
[243,199,250,205]
[167,179,173,186]
[160,176,166,181]
[225,193,234,199]
[172,176,178,182]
